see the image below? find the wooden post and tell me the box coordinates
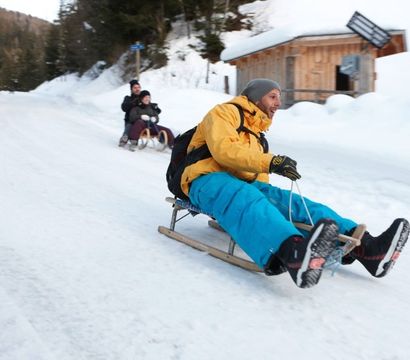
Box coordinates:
[358,53,372,94]
[205,60,210,84]
[135,41,141,80]
[224,75,229,94]
[285,57,295,106]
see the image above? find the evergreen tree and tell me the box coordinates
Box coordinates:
[0,14,48,91]
[17,32,46,90]
[0,0,253,89]
[45,24,62,80]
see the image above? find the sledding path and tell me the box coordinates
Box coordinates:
[1,91,410,360]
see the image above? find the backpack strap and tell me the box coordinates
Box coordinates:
[226,102,269,153]
[227,102,248,133]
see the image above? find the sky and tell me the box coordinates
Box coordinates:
[0,0,60,22]
[1,0,410,359]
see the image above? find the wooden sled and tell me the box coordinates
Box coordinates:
[158,197,366,273]
[138,127,168,152]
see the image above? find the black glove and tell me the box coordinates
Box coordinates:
[269,155,301,181]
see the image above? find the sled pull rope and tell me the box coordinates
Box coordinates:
[289,180,342,274]
[289,181,314,226]
[323,248,344,275]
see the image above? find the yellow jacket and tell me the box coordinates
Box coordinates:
[181,95,274,197]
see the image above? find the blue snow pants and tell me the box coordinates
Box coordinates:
[189,172,357,269]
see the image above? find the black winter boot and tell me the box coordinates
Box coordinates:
[272,218,339,288]
[118,135,128,147]
[129,140,137,152]
[351,218,409,277]
[338,224,367,265]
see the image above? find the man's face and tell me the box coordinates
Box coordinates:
[256,88,281,119]
[131,84,141,95]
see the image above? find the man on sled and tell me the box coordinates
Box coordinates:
[166,78,409,289]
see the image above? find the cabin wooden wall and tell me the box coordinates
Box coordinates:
[291,41,377,102]
[234,46,286,94]
[378,33,406,57]
[231,34,389,105]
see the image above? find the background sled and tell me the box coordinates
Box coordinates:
[158,197,366,272]
[138,126,168,151]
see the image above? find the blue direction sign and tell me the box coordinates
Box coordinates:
[130,43,145,51]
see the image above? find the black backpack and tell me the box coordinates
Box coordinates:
[166,103,268,200]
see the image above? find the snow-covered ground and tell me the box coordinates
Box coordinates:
[1,0,410,359]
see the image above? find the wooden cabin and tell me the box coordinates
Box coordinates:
[221,30,406,107]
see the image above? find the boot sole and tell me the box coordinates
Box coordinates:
[375,219,409,277]
[297,220,339,288]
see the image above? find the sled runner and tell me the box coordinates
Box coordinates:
[138,120,168,152]
[158,197,366,272]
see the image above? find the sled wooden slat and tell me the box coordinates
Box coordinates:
[294,222,365,247]
[166,196,365,248]
[158,226,263,272]
[161,196,366,268]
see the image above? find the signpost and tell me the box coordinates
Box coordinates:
[347,11,391,49]
[129,41,145,80]
[345,12,391,94]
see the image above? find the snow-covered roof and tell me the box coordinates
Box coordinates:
[221,26,404,62]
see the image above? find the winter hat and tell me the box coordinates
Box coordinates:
[129,79,140,89]
[139,90,151,99]
[241,79,281,103]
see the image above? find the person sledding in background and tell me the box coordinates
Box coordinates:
[128,90,175,151]
[179,78,409,288]
[118,79,144,147]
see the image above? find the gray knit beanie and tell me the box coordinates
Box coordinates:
[241,79,281,103]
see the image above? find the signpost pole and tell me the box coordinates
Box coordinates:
[135,41,141,80]
[130,42,144,80]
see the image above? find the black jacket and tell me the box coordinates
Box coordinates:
[121,94,140,123]
[121,93,161,123]
[129,103,162,124]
